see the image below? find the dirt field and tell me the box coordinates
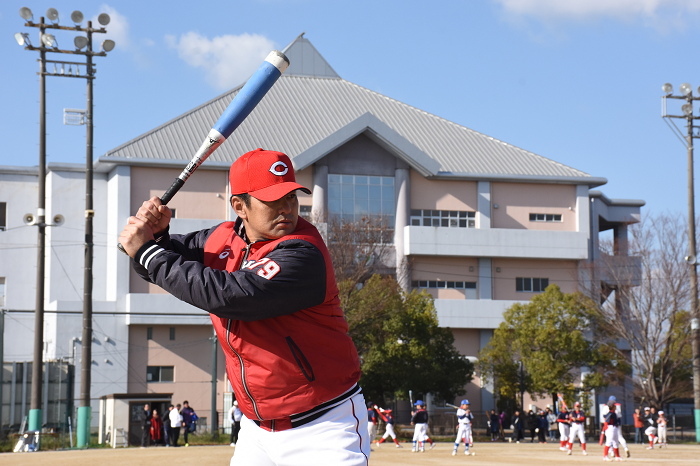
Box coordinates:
[2,441,698,465]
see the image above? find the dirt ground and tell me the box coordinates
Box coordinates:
[2,441,698,465]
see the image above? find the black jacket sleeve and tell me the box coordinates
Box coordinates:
[133,235,328,321]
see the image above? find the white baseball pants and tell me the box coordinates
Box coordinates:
[569,423,586,445]
[558,423,570,442]
[230,392,369,466]
[413,423,428,442]
[657,426,667,444]
[455,424,471,446]
[367,422,377,443]
[381,424,396,440]
[604,425,619,449]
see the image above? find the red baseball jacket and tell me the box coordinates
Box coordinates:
[133,217,361,425]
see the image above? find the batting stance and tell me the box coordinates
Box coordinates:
[566,402,587,456]
[557,404,570,451]
[410,401,430,452]
[374,405,402,448]
[453,400,474,456]
[120,149,368,466]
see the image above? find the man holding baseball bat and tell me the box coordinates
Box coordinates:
[120,149,368,465]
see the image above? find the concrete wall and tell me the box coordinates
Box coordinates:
[130,167,228,220]
[492,259,579,300]
[127,325,227,422]
[450,329,482,411]
[410,171,478,211]
[492,183,577,231]
[411,256,479,299]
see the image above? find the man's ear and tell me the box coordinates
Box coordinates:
[231,196,248,220]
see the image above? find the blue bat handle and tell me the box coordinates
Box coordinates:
[213,51,289,139]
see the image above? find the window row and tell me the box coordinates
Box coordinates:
[328,174,395,226]
[412,280,477,289]
[515,277,549,292]
[529,213,562,222]
[411,209,476,228]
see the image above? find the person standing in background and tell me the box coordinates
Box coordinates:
[527,410,537,442]
[180,401,197,447]
[150,409,164,446]
[141,403,152,448]
[170,403,183,446]
[229,400,242,447]
[511,410,524,443]
[163,405,173,447]
[633,408,643,444]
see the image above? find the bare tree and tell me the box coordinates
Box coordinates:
[589,213,694,408]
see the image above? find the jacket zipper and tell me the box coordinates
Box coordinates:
[226,242,263,420]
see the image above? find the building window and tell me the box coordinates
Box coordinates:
[515,277,549,292]
[299,205,312,220]
[0,277,5,307]
[146,327,153,340]
[169,327,175,340]
[328,175,394,227]
[170,208,176,219]
[410,209,476,228]
[412,280,477,289]
[147,366,174,382]
[529,213,562,222]
[0,202,6,231]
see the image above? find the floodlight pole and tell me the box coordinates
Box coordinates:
[663,89,700,443]
[29,15,47,436]
[17,13,110,448]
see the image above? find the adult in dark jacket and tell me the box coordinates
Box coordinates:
[489,410,500,441]
[120,149,367,465]
[180,401,197,446]
[141,404,152,447]
[527,410,538,442]
[537,411,548,443]
[511,410,524,443]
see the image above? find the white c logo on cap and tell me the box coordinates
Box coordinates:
[269,161,288,176]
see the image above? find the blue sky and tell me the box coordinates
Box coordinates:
[2,0,700,216]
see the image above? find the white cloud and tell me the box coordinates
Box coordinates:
[92,4,130,50]
[494,0,700,20]
[167,32,276,90]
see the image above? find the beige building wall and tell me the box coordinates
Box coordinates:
[130,167,229,220]
[410,171,478,211]
[491,183,577,231]
[450,329,482,410]
[412,256,479,299]
[295,166,313,207]
[128,325,227,426]
[492,259,578,301]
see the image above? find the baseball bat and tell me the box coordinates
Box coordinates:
[409,390,414,407]
[118,50,290,255]
[445,403,460,409]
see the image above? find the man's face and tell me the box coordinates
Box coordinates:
[144,404,149,411]
[183,403,188,408]
[233,192,299,242]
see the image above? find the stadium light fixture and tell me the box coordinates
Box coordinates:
[71,10,84,25]
[19,7,33,21]
[98,13,110,25]
[46,8,59,24]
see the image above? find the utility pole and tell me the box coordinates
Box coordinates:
[661,82,700,443]
[14,7,115,448]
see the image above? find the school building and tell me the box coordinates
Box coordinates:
[0,34,643,433]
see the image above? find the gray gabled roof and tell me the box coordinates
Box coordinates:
[100,35,604,185]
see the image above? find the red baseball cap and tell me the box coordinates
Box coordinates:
[229,148,310,202]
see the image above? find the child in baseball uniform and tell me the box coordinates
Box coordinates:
[566,401,588,456]
[600,396,622,462]
[410,401,434,452]
[453,400,474,456]
[367,403,378,444]
[601,398,630,458]
[374,405,402,448]
[656,411,667,448]
[643,406,657,449]
[557,404,570,451]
